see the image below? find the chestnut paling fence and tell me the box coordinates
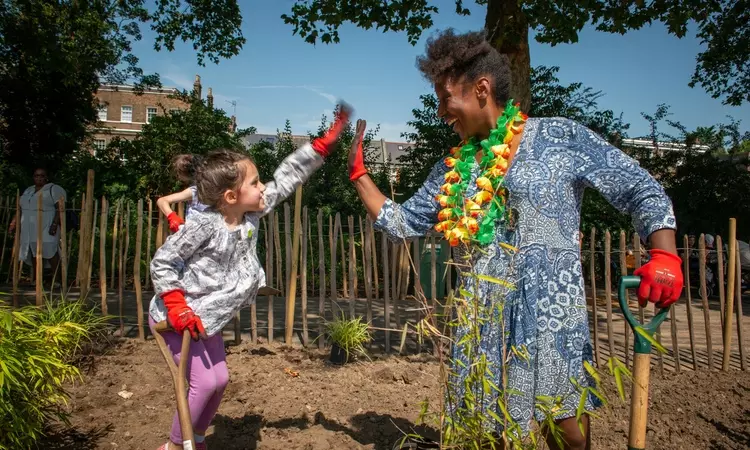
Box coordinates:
[0,170,747,373]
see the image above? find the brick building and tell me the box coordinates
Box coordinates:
[90,75,209,153]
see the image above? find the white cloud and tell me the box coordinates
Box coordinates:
[238,84,337,104]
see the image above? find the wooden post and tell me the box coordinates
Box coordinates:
[123,202,131,289]
[331,213,341,315]
[430,236,438,356]
[58,198,68,294]
[604,231,616,361]
[111,199,121,287]
[35,193,43,306]
[371,227,380,302]
[11,191,20,306]
[86,200,98,292]
[722,218,737,371]
[75,195,85,288]
[155,204,164,250]
[735,247,746,371]
[177,201,185,221]
[301,206,309,346]
[118,210,125,336]
[698,234,714,370]
[683,235,697,370]
[412,237,421,353]
[0,197,12,276]
[589,228,600,367]
[145,199,153,290]
[338,216,347,299]
[134,200,144,339]
[263,216,273,343]
[317,210,326,349]
[80,170,95,298]
[284,188,303,346]
[382,232,391,352]
[284,203,292,295]
[716,235,726,332]
[348,216,356,319]
[619,231,630,368]
[99,197,108,315]
[274,211,283,297]
[309,213,315,298]
[364,218,375,345]
[268,213,277,342]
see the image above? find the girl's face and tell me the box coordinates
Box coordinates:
[236,161,266,212]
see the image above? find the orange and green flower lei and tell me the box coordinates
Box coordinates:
[434,100,527,247]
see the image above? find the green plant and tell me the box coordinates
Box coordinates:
[0,298,110,449]
[325,313,371,362]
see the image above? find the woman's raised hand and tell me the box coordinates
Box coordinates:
[348,119,368,181]
[311,102,353,158]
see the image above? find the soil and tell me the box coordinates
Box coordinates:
[41,337,750,450]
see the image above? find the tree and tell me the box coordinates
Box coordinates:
[282,0,750,110]
[59,91,251,200]
[0,0,244,188]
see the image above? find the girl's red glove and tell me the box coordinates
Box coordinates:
[633,249,683,308]
[311,102,353,158]
[167,212,184,233]
[162,290,206,340]
[348,119,368,181]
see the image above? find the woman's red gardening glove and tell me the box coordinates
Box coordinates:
[162,290,206,340]
[167,212,184,233]
[348,119,368,181]
[633,249,683,308]
[311,102,353,158]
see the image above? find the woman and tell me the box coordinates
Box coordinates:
[348,30,683,449]
[9,168,66,281]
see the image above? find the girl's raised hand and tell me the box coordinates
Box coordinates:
[311,102,353,158]
[349,119,368,181]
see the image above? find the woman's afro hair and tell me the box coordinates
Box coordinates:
[416,29,512,105]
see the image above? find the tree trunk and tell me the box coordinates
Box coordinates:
[484,0,531,113]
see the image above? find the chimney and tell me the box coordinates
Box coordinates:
[193,75,202,99]
[207,87,213,108]
[230,115,237,134]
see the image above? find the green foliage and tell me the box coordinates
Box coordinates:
[0,299,110,449]
[0,0,244,189]
[283,0,749,106]
[324,313,371,361]
[57,91,253,200]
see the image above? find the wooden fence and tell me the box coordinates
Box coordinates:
[0,170,747,372]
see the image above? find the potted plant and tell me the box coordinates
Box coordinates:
[325,314,371,365]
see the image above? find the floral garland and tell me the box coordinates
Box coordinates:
[434,100,527,247]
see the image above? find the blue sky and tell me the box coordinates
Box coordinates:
[132,0,749,142]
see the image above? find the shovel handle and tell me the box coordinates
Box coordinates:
[618,276,670,354]
[153,320,195,448]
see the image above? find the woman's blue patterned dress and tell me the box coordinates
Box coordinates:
[373,117,676,431]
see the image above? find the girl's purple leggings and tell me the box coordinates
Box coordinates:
[149,316,229,444]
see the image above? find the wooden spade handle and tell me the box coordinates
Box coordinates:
[153,320,195,448]
[627,352,651,450]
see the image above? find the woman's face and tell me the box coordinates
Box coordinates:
[32,169,48,187]
[435,76,484,141]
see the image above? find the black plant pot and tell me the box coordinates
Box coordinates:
[329,343,348,365]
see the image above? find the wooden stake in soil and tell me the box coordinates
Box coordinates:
[262,216,272,344]
[284,187,303,346]
[716,235,726,332]
[177,201,185,221]
[348,216,356,319]
[35,193,43,306]
[331,213,341,316]
[589,228,600,367]
[338,215,347,299]
[118,210,125,336]
[123,202,131,290]
[80,170,95,298]
[75,195,85,288]
[317,210,326,349]
[722,218,737,372]
[619,231,630,368]
[284,202,292,294]
[9,192,20,304]
[58,198,68,294]
[412,237,421,353]
[111,199,121,287]
[382,232,391,352]
[274,211,283,298]
[268,213,277,342]
[364,219,375,346]
[100,197,108,315]
[698,234,714,370]
[683,234,698,370]
[734,245,746,371]
[301,206,309,346]
[145,199,153,290]
[134,199,145,339]
[86,200,98,293]
[155,205,164,250]
[0,197,12,277]
[604,230,616,361]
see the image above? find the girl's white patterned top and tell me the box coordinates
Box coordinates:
[148,144,323,336]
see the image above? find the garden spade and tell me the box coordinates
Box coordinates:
[153,320,195,450]
[619,276,670,450]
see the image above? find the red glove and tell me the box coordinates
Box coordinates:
[348,119,368,181]
[167,212,184,233]
[311,102,353,157]
[162,290,206,340]
[633,249,683,308]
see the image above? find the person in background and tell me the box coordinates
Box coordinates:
[156,154,209,233]
[9,168,66,283]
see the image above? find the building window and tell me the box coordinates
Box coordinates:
[97,105,107,121]
[398,145,404,150]
[147,107,157,123]
[169,108,180,114]
[121,105,132,123]
[93,139,106,152]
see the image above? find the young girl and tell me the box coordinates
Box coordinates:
[156,154,209,233]
[148,105,351,450]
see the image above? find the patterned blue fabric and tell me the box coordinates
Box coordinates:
[374,118,676,431]
[186,185,209,219]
